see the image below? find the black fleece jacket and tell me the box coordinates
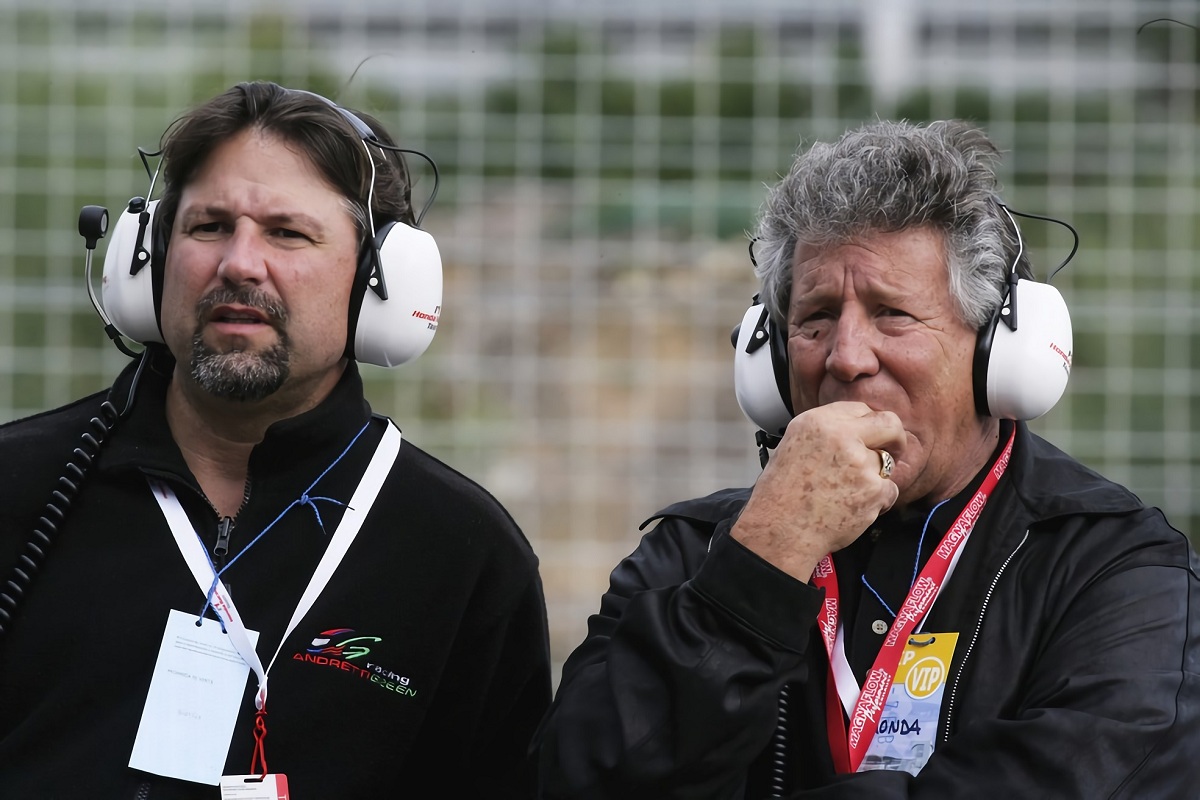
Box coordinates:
[0,350,551,799]
[536,422,1200,799]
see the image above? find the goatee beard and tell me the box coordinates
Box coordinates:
[190,287,291,402]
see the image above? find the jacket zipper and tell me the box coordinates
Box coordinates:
[207,475,252,591]
[942,529,1030,743]
[214,516,234,565]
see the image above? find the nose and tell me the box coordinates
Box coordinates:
[825,312,880,382]
[215,222,269,286]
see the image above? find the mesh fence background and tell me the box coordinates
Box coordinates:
[3,0,1197,679]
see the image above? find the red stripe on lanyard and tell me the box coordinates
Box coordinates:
[813,428,1014,773]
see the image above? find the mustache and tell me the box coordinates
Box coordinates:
[195,286,288,329]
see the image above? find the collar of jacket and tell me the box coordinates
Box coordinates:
[1002,422,1144,522]
[99,346,377,486]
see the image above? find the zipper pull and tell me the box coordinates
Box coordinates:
[214,516,234,562]
[214,516,235,599]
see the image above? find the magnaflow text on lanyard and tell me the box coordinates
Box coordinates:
[811,427,1015,777]
[127,419,402,797]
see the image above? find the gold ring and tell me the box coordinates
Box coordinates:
[878,450,895,480]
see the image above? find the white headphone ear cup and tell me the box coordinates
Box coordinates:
[353,222,443,367]
[983,279,1073,420]
[100,199,164,344]
[733,303,793,436]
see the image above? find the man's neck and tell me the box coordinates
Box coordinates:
[897,418,1005,515]
[163,367,340,517]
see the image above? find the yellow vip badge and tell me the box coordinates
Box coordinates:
[859,632,959,776]
[896,633,958,701]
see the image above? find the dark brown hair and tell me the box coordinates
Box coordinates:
[156,81,414,250]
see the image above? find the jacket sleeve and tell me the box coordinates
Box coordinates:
[786,509,1200,799]
[536,519,826,799]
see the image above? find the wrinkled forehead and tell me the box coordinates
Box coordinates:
[790,228,949,291]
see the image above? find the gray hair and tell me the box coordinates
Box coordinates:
[751,119,1030,330]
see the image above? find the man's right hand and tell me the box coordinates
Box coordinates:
[730,401,904,582]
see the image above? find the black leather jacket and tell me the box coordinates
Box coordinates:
[536,422,1200,799]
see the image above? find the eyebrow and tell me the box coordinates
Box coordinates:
[176,205,329,237]
[789,279,917,313]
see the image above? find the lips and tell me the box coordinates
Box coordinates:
[195,287,289,336]
[210,305,269,325]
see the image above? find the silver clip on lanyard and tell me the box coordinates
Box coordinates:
[150,420,402,710]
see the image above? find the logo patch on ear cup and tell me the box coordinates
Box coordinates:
[732,302,794,436]
[100,198,166,345]
[973,278,1073,420]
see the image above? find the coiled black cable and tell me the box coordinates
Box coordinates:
[768,684,791,798]
[0,400,120,639]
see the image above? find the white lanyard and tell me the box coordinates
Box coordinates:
[150,419,402,710]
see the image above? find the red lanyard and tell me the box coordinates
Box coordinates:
[812,428,1015,773]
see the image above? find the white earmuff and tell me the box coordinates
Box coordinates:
[353,221,443,367]
[100,198,165,345]
[732,302,793,437]
[976,278,1073,420]
[98,198,445,367]
[730,277,1073,437]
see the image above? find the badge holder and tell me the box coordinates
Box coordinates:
[219,706,290,798]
